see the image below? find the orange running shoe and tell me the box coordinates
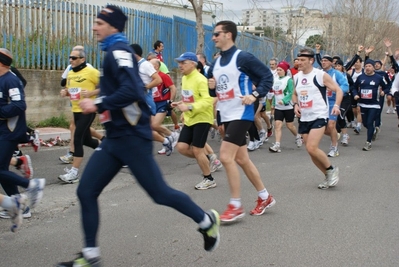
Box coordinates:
[220,204,245,222]
[250,195,276,216]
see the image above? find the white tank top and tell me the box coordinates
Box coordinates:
[273,76,292,110]
[294,68,329,121]
[213,49,254,122]
[351,69,363,82]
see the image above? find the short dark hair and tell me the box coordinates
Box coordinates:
[215,20,237,42]
[130,43,143,57]
[153,40,163,50]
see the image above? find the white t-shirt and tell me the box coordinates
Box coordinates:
[137,59,157,89]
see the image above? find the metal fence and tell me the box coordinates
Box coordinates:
[0,0,298,70]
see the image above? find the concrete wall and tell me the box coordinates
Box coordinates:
[20,69,182,124]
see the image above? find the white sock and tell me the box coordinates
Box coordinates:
[0,196,13,210]
[229,198,241,208]
[70,167,78,176]
[357,122,362,127]
[275,142,280,146]
[296,134,301,139]
[198,213,212,230]
[82,247,100,260]
[163,138,169,145]
[258,188,269,200]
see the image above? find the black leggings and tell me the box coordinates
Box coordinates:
[73,112,99,157]
[336,95,351,133]
[248,100,260,141]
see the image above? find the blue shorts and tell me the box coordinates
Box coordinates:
[145,91,156,115]
[155,100,168,114]
[328,104,337,121]
[298,118,328,134]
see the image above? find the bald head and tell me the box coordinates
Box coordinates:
[73,45,84,50]
[149,58,161,71]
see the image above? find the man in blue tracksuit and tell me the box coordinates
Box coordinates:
[56,5,220,267]
[0,48,45,228]
[373,60,392,129]
[353,59,389,151]
[320,55,348,157]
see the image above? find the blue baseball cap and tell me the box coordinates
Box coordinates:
[175,52,197,63]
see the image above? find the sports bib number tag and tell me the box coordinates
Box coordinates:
[68,88,81,100]
[360,89,372,99]
[99,110,111,123]
[299,90,313,108]
[274,89,283,96]
[182,90,194,103]
[152,87,161,98]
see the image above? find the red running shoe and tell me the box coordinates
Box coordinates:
[19,155,33,179]
[250,195,276,216]
[220,204,245,222]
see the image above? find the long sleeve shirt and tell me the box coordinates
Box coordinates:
[352,72,389,109]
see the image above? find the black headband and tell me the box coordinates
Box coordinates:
[297,53,314,58]
[0,52,12,66]
[322,56,333,62]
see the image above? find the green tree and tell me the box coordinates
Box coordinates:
[263,26,285,41]
[306,34,325,48]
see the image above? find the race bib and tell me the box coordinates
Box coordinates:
[360,89,372,99]
[299,90,313,108]
[99,110,111,123]
[274,89,283,96]
[68,87,81,101]
[216,75,235,101]
[182,89,194,103]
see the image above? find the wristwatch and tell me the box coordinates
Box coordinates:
[252,91,260,98]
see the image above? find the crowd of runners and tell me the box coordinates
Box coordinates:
[0,5,398,266]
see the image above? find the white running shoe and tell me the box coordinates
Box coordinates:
[210,159,223,173]
[269,143,281,153]
[195,178,217,190]
[9,194,27,232]
[295,137,303,148]
[158,148,166,155]
[247,141,256,151]
[26,178,45,208]
[58,171,79,184]
[327,146,339,157]
[341,134,349,146]
[258,130,267,145]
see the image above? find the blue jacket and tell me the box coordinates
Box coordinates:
[325,67,349,102]
[207,46,273,98]
[96,41,152,140]
[0,71,27,142]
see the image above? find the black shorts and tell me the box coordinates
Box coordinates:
[216,110,222,126]
[260,103,266,112]
[274,108,295,123]
[298,118,328,134]
[178,123,211,148]
[350,93,358,108]
[223,120,252,146]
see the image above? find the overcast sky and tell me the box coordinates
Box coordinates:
[216,0,327,22]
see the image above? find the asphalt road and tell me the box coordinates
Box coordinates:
[1,111,399,267]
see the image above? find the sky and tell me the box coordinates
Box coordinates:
[215,0,327,22]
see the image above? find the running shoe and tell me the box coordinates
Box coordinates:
[59,151,73,164]
[56,252,101,267]
[210,159,222,173]
[9,194,27,233]
[157,148,166,155]
[354,126,361,134]
[249,195,276,216]
[269,143,281,153]
[171,131,179,148]
[327,146,339,157]
[295,137,303,148]
[220,204,245,222]
[18,155,33,179]
[163,136,174,156]
[267,126,274,137]
[26,178,45,208]
[319,166,339,189]
[32,130,40,152]
[362,141,372,151]
[0,206,31,219]
[341,134,349,146]
[198,209,220,252]
[372,127,380,141]
[195,178,217,190]
[258,130,267,145]
[58,170,79,184]
[209,127,216,139]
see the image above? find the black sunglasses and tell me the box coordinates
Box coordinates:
[213,31,225,37]
[69,56,83,60]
